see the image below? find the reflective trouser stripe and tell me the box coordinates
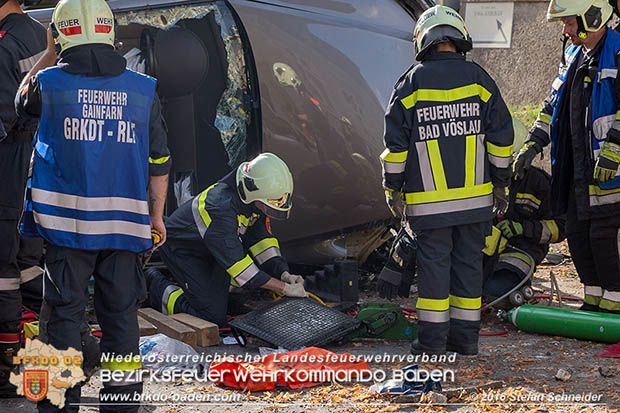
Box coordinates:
[600,290,620,311]
[584,286,603,306]
[416,297,449,311]
[227,255,260,287]
[588,185,620,207]
[449,295,481,321]
[20,266,43,284]
[161,285,183,315]
[101,358,142,386]
[0,278,20,291]
[416,309,450,323]
[450,307,481,321]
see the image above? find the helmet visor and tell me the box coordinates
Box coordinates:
[255,198,292,221]
[266,192,292,209]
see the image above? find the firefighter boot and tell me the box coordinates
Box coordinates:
[0,333,21,398]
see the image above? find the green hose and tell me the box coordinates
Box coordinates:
[507,305,620,343]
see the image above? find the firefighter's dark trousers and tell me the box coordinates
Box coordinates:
[414,222,488,352]
[38,245,144,413]
[566,193,620,313]
[0,141,32,391]
[148,240,230,327]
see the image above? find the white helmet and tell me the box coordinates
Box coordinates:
[236,153,294,220]
[547,0,612,38]
[51,0,115,55]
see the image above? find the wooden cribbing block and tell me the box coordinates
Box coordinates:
[170,313,220,347]
[137,316,158,336]
[137,308,197,348]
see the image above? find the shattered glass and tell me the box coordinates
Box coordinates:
[116,2,251,167]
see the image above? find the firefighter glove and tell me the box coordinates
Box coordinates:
[513,141,541,178]
[281,271,304,285]
[385,188,405,217]
[282,282,308,298]
[492,186,509,217]
[594,141,620,182]
[377,266,402,300]
[496,219,523,239]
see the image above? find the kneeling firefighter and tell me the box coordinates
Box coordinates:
[148,153,308,326]
[483,121,566,307]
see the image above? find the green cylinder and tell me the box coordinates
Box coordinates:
[507,305,620,343]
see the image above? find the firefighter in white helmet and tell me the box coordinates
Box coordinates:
[15,0,171,410]
[147,153,307,327]
[514,0,620,314]
[380,5,514,356]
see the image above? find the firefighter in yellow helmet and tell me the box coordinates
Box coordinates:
[379,5,514,356]
[15,0,171,410]
[147,153,307,328]
[514,0,620,314]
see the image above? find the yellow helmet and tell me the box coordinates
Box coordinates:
[236,153,294,220]
[51,0,115,55]
[547,0,612,37]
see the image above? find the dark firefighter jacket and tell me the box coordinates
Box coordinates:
[484,166,566,270]
[165,171,289,289]
[526,29,620,219]
[381,52,514,230]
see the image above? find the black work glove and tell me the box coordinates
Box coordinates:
[492,186,509,217]
[397,271,414,298]
[513,141,541,178]
[377,266,402,300]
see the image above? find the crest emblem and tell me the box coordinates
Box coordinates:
[24,370,49,402]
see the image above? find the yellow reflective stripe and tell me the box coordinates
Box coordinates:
[196,184,216,231]
[600,298,620,311]
[416,297,449,311]
[486,142,513,157]
[616,110,620,121]
[499,236,508,253]
[449,295,481,310]
[538,112,552,124]
[584,294,601,306]
[516,192,541,206]
[167,288,183,315]
[589,185,620,196]
[465,135,476,188]
[405,182,493,204]
[380,148,408,163]
[426,140,447,191]
[543,219,559,243]
[249,237,279,257]
[227,255,254,278]
[400,84,492,110]
[230,278,240,288]
[149,156,170,165]
[101,357,142,371]
[238,215,251,227]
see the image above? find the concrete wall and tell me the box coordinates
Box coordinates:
[462,0,562,107]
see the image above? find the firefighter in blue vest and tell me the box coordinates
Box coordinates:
[147,153,307,327]
[15,0,171,410]
[0,0,46,398]
[380,5,514,356]
[515,0,620,314]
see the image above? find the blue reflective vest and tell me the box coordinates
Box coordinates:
[550,30,620,196]
[31,67,156,252]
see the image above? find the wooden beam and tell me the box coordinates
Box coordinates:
[138,315,158,337]
[170,313,220,347]
[137,308,197,348]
